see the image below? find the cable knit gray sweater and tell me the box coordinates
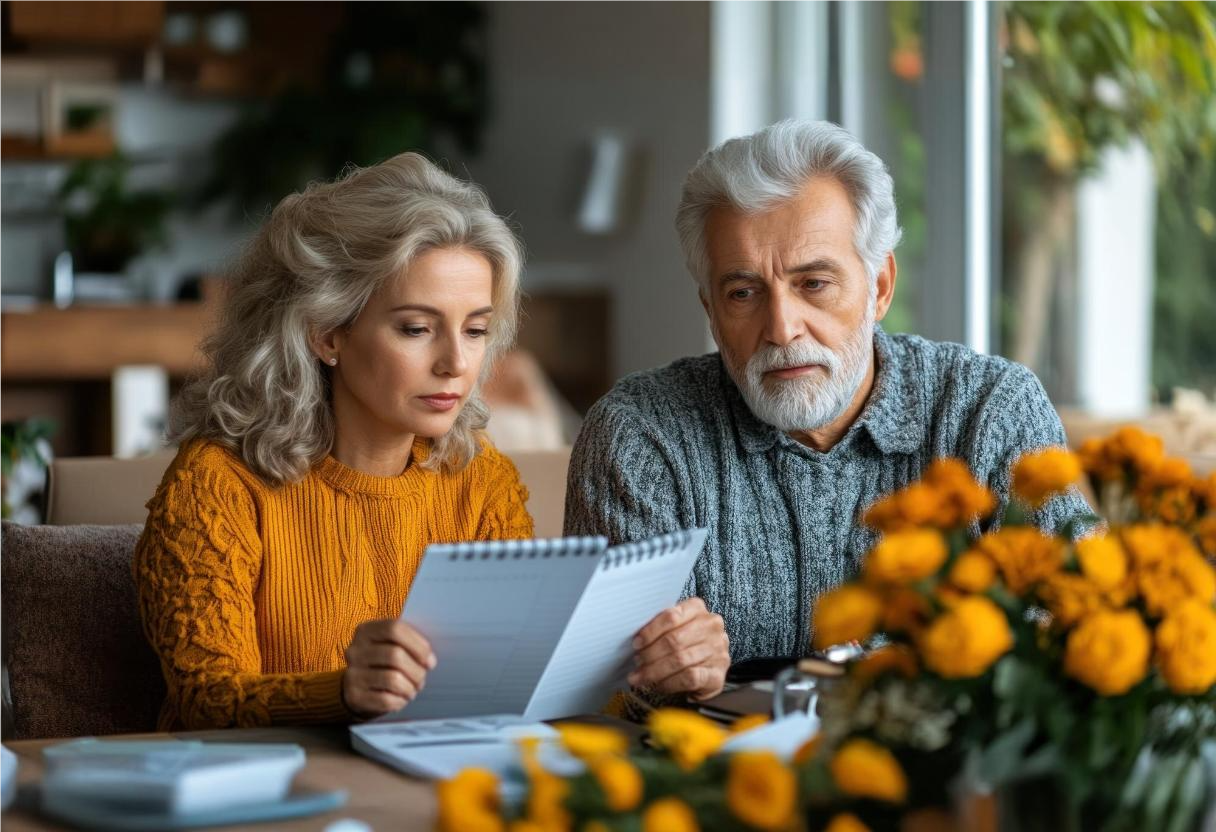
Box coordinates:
[563,329,1091,661]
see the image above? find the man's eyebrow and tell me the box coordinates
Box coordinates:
[717,270,761,284]
[390,304,495,317]
[788,257,846,275]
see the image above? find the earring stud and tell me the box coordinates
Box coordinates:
[328,357,338,366]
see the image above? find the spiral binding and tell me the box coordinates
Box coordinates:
[600,529,694,570]
[433,536,609,562]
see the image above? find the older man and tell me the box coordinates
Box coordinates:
[566,119,1090,700]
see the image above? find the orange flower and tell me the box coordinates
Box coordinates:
[642,798,699,832]
[1197,516,1216,561]
[864,529,949,584]
[556,723,628,760]
[436,768,504,832]
[1073,535,1128,591]
[793,733,823,765]
[824,814,871,832]
[973,527,1065,595]
[1063,609,1151,696]
[882,586,933,634]
[948,550,997,592]
[1155,600,1216,695]
[830,739,908,803]
[1038,573,1108,628]
[589,755,643,812]
[853,644,918,681]
[726,752,797,831]
[919,596,1013,678]
[1011,447,1083,508]
[812,585,883,649]
[730,714,770,734]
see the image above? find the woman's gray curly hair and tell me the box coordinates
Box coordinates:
[170,152,523,485]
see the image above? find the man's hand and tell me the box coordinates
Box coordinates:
[628,597,730,700]
[342,619,435,718]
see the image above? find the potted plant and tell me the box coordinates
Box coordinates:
[56,155,172,276]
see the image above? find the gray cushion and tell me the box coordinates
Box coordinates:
[1,522,164,740]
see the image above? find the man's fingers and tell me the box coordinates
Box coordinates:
[633,597,708,650]
[629,640,717,687]
[649,662,723,697]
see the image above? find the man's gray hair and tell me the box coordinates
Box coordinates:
[675,119,902,291]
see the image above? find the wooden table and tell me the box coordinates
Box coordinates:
[2,726,435,831]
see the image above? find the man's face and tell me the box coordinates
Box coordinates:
[703,176,896,433]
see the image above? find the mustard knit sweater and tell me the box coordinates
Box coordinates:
[133,437,534,730]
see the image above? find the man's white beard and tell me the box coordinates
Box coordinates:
[717,294,876,434]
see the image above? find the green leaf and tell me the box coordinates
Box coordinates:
[975,718,1038,787]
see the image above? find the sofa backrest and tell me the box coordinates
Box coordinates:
[47,447,574,537]
[1,522,164,740]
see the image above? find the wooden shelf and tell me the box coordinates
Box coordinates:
[0,302,216,380]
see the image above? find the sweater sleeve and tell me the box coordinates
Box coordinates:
[963,363,1095,537]
[133,466,352,730]
[474,445,535,541]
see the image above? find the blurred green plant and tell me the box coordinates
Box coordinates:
[999,1,1216,394]
[198,2,488,217]
[1,419,55,520]
[57,156,173,273]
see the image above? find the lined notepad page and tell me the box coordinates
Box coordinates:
[523,528,708,720]
[380,536,607,721]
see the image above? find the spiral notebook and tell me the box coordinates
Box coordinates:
[354,528,708,728]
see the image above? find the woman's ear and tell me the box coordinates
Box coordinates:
[311,328,345,366]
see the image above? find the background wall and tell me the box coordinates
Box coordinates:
[457,1,713,379]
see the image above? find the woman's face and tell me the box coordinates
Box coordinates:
[322,247,495,443]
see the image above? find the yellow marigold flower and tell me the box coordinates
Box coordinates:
[1155,600,1216,695]
[1107,426,1165,474]
[830,738,908,803]
[726,751,797,831]
[589,755,643,812]
[642,798,699,832]
[919,596,1013,678]
[1197,516,1216,561]
[793,734,822,765]
[1038,573,1108,628]
[1141,456,1193,489]
[525,769,570,830]
[436,768,504,832]
[853,644,919,681]
[948,550,997,592]
[507,822,545,832]
[865,529,949,584]
[1074,535,1128,591]
[1012,447,1083,508]
[897,482,949,527]
[812,584,883,649]
[973,527,1064,595]
[1063,609,1150,696]
[1078,437,1121,482]
[1134,544,1216,617]
[862,493,905,533]
[1195,472,1216,510]
[882,586,932,634]
[729,714,770,734]
[580,823,611,832]
[556,723,628,760]
[647,709,727,771]
[824,813,872,832]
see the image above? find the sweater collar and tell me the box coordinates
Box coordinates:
[315,436,433,496]
[725,326,926,458]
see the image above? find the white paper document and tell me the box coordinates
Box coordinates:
[351,529,708,776]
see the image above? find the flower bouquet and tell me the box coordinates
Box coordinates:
[436,428,1216,832]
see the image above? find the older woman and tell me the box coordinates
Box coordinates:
[133,153,532,730]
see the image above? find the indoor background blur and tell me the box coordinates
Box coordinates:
[2,1,1214,522]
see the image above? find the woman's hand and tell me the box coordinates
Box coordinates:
[342,618,436,718]
[628,597,730,700]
